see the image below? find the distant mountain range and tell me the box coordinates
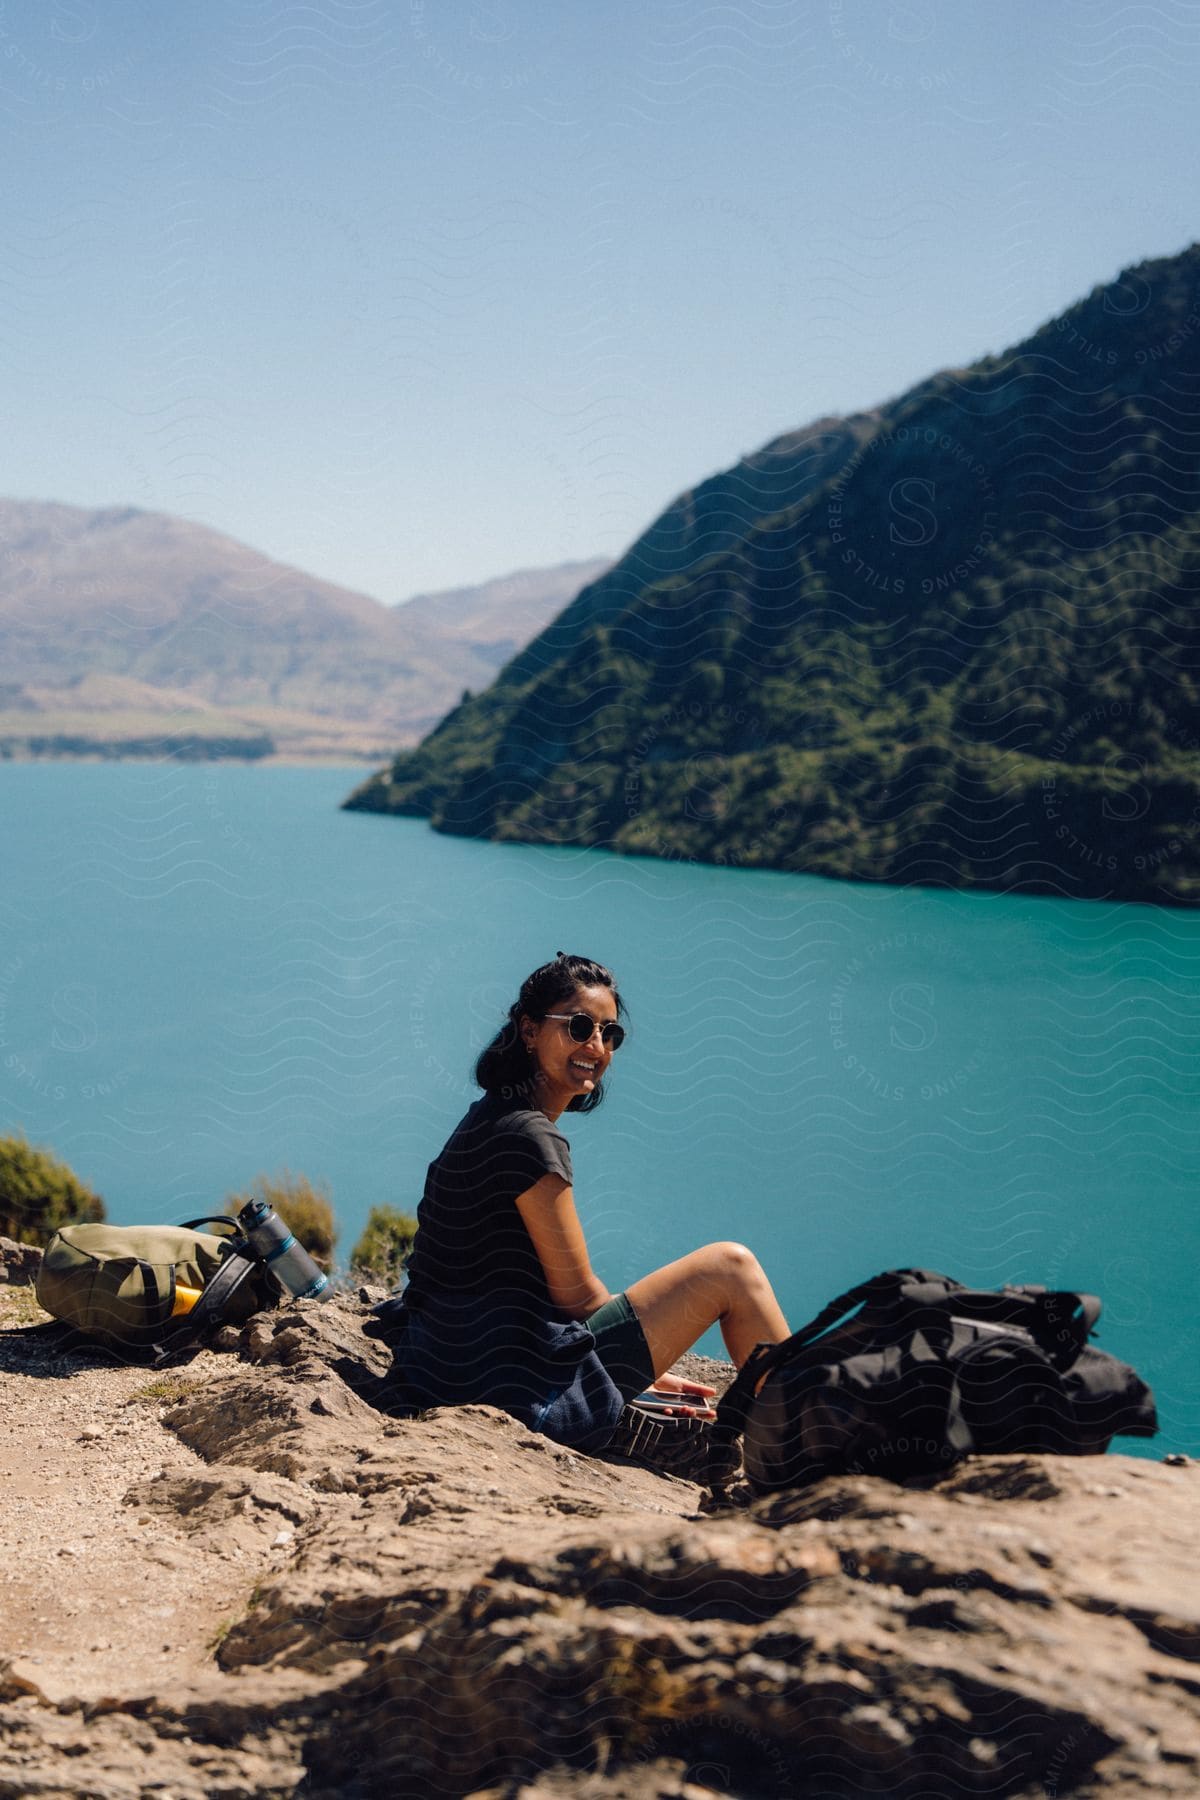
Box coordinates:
[0,500,607,759]
[345,243,1200,907]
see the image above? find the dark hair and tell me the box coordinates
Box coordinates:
[474,951,626,1114]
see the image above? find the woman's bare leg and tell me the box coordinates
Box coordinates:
[624,1242,789,1374]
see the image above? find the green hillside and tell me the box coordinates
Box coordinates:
[345,244,1200,906]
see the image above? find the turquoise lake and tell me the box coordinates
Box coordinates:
[1,762,1198,1455]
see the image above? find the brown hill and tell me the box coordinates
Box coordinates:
[0,499,606,757]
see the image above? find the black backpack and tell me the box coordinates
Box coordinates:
[707,1268,1157,1495]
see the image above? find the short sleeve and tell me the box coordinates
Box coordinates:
[487,1110,572,1201]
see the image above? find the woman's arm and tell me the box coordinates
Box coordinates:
[515,1174,612,1319]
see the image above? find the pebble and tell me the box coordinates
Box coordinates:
[968,1737,999,1767]
[846,1703,912,1747]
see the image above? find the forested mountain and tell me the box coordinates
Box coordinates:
[345,244,1200,905]
[0,501,606,758]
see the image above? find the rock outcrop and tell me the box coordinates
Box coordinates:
[0,1234,44,1285]
[1,1289,1197,1798]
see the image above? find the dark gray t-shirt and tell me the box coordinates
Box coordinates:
[403,1090,573,1307]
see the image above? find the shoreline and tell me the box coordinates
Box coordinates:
[0,750,389,768]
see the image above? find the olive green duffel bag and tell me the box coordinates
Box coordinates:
[35,1215,279,1361]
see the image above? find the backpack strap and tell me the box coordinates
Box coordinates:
[150,1245,264,1366]
[179,1214,243,1239]
[1012,1286,1100,1332]
[706,1271,900,1489]
[907,1282,1101,1370]
[0,1318,65,1342]
[1029,1290,1101,1367]
[189,1245,260,1332]
[969,1286,1101,1367]
[138,1258,176,1333]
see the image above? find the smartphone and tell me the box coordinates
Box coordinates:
[632,1391,714,1417]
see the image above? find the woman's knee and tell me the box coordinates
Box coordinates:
[705,1240,764,1288]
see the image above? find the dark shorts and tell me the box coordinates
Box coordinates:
[584,1292,654,1402]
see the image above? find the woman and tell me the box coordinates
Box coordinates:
[374,952,790,1451]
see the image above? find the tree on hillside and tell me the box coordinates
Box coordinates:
[0,1132,106,1246]
[350,1205,418,1285]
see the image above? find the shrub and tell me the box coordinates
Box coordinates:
[0,1131,106,1246]
[350,1205,418,1284]
[226,1170,337,1271]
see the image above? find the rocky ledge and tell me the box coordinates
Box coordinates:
[0,1267,1197,1798]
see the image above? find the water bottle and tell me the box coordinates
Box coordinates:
[238,1199,332,1301]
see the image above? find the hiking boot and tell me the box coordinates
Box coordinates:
[603,1401,714,1483]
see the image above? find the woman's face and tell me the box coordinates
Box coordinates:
[521,983,619,1115]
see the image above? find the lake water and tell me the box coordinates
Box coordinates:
[2,762,1198,1455]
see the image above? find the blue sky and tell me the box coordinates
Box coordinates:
[1,0,1197,602]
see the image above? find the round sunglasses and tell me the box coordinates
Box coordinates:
[543,1011,626,1051]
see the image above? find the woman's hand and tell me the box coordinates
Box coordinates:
[636,1372,718,1420]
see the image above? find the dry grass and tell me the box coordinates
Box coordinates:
[0,1285,47,1327]
[125,1373,199,1407]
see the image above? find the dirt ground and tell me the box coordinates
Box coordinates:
[4,1278,1200,1799]
[0,1284,293,1710]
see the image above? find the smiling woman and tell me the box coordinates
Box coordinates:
[370,952,790,1451]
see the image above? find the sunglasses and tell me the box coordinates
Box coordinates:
[543,1011,626,1051]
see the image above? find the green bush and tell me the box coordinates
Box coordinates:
[350,1205,418,1284]
[0,1131,106,1246]
[226,1170,338,1271]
